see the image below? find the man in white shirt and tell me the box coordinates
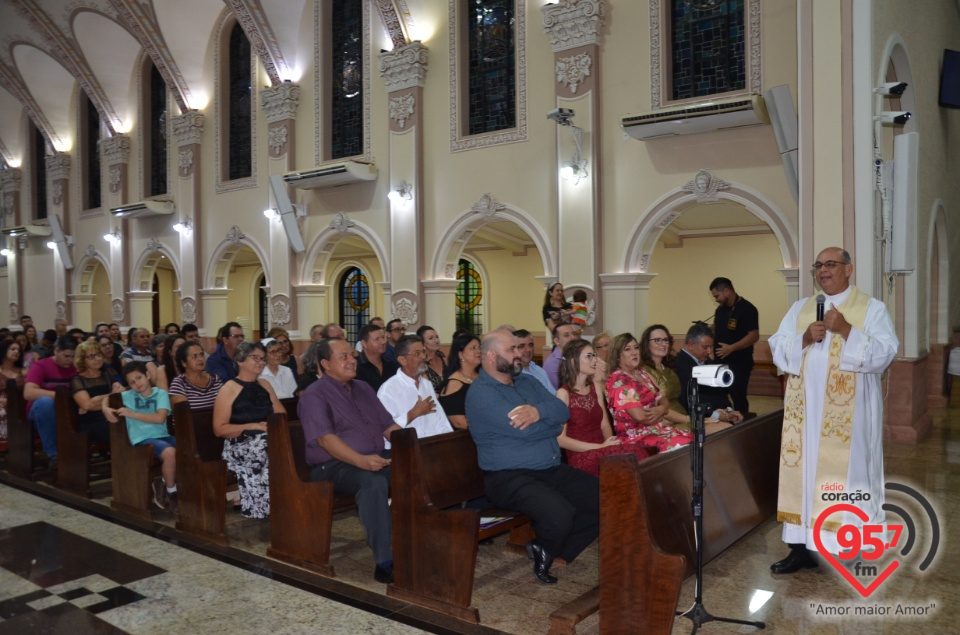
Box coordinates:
[377,335,453,448]
[513,329,554,393]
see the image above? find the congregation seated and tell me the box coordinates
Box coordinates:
[121,328,154,367]
[265,327,301,383]
[354,323,398,391]
[259,338,297,399]
[145,334,166,384]
[376,335,452,446]
[164,322,181,336]
[513,329,553,393]
[415,325,446,393]
[24,335,79,469]
[97,335,124,384]
[639,324,687,417]
[154,334,184,391]
[206,322,244,382]
[437,333,481,430]
[212,340,285,519]
[295,341,322,396]
[0,338,27,450]
[71,340,122,450]
[26,329,57,369]
[674,322,744,424]
[169,341,222,410]
[556,339,650,477]
[544,323,581,390]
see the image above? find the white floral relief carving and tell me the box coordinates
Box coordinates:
[215,276,226,288]
[56,301,66,320]
[112,299,124,323]
[556,52,592,93]
[444,264,456,279]
[181,298,197,324]
[392,298,418,325]
[271,298,291,325]
[329,212,355,234]
[311,271,323,284]
[9,302,18,324]
[226,226,245,244]
[178,149,194,174]
[639,254,651,272]
[471,193,506,217]
[52,182,63,204]
[109,167,122,193]
[541,0,605,52]
[389,94,415,128]
[268,125,288,154]
[378,42,429,92]
[681,169,729,204]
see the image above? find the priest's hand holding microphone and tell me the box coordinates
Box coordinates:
[803,294,853,348]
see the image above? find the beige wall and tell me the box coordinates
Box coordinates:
[467,247,545,336]
[226,263,263,333]
[91,261,112,325]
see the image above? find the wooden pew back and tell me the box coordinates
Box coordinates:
[172,402,228,542]
[54,386,109,498]
[106,392,163,518]
[5,378,35,478]
[402,429,486,510]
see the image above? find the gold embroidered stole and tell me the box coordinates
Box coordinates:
[777,286,871,532]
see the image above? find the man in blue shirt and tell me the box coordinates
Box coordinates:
[513,329,554,393]
[465,330,599,584]
[205,322,244,382]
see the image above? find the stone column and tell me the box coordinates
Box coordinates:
[421,279,459,346]
[172,111,205,326]
[1,169,22,327]
[379,42,427,330]
[126,290,155,330]
[68,293,96,330]
[46,153,72,321]
[294,284,329,336]
[776,268,800,308]
[260,82,301,336]
[598,272,656,336]
[102,135,131,327]
[199,288,230,338]
[542,0,604,333]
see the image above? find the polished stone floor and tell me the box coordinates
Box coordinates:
[1,395,956,634]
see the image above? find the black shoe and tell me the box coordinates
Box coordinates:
[151,477,169,510]
[525,540,557,584]
[374,564,394,584]
[479,538,494,546]
[770,544,818,574]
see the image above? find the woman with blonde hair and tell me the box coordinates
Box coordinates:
[72,340,123,448]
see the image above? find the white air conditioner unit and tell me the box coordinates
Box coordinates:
[110,200,176,218]
[621,95,770,141]
[1,224,52,237]
[282,161,377,190]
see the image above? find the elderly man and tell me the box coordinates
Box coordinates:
[120,328,154,366]
[25,336,81,469]
[465,330,599,584]
[674,322,743,423]
[710,277,759,414]
[513,329,553,393]
[377,335,452,447]
[355,324,398,391]
[768,247,897,573]
[542,323,581,390]
[298,338,400,584]
[205,322,244,381]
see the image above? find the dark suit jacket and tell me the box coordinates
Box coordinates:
[674,349,733,414]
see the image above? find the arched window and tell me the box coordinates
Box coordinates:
[670,0,746,100]
[339,266,370,343]
[258,273,268,338]
[328,0,364,160]
[455,258,483,335]
[466,0,516,135]
[227,22,252,180]
[81,93,101,210]
[32,124,47,220]
[145,62,167,197]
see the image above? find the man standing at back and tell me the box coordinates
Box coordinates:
[206,322,244,382]
[466,330,599,585]
[710,277,759,414]
[768,247,897,573]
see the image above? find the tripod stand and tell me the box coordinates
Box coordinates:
[677,380,765,634]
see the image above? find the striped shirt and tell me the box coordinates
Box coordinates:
[169,373,223,410]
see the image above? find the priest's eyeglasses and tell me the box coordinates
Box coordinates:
[811,260,843,271]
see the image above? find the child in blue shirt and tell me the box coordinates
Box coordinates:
[103,361,177,512]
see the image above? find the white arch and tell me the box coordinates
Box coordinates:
[621,182,799,273]
[431,204,557,280]
[203,234,270,290]
[131,242,182,293]
[299,219,390,286]
[71,249,111,294]
[927,200,949,345]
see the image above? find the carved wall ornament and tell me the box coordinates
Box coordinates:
[181,298,197,324]
[108,166,122,193]
[146,238,163,253]
[3,194,12,216]
[215,276,226,288]
[329,212,355,234]
[389,94,415,128]
[639,254,651,272]
[172,110,205,147]
[85,245,97,259]
[52,182,63,205]
[46,153,71,181]
[444,264,456,279]
[268,125,288,155]
[0,168,22,193]
[378,42,429,92]
[112,299,125,323]
[656,212,681,229]
[271,297,291,325]
[260,83,301,122]
[55,301,66,320]
[225,226,246,244]
[311,271,323,284]
[9,302,18,324]
[178,149,194,174]
[681,169,729,203]
[471,193,506,217]
[541,0,605,52]
[392,297,418,325]
[102,135,131,166]
[556,52,592,93]
[373,0,409,51]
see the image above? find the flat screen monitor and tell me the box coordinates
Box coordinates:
[940,49,960,108]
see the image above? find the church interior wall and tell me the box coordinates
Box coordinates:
[91,262,112,325]
[468,246,545,334]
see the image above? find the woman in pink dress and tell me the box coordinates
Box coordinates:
[605,333,694,453]
[556,339,650,476]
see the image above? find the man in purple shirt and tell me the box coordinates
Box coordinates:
[25,336,79,469]
[543,323,581,390]
[298,338,400,584]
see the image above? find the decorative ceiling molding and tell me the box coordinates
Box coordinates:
[12,0,122,134]
[378,41,428,92]
[373,0,412,51]
[226,0,289,85]
[0,63,63,151]
[107,0,192,112]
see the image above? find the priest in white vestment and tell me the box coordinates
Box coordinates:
[768,247,898,573]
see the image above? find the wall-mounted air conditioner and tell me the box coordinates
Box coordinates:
[282,161,377,190]
[620,94,770,141]
[110,200,176,218]
[1,224,52,237]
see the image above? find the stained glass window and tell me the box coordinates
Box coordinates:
[148,64,167,196]
[339,267,370,343]
[455,258,483,335]
[83,94,101,210]
[331,0,363,159]
[33,125,47,220]
[467,0,516,135]
[258,274,268,337]
[671,0,745,101]
[228,23,252,180]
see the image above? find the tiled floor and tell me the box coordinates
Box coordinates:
[1,395,957,634]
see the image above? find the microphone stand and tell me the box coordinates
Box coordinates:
[677,379,765,634]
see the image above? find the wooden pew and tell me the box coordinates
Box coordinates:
[106,392,171,518]
[266,412,355,576]
[172,402,228,543]
[5,378,36,478]
[54,386,110,498]
[598,410,784,634]
[387,428,533,624]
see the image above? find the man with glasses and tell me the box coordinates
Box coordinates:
[376,335,452,447]
[768,247,897,575]
[709,277,759,415]
[24,336,79,471]
[675,322,743,423]
[206,322,244,382]
[383,319,405,364]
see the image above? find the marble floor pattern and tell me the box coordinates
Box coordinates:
[1,394,957,634]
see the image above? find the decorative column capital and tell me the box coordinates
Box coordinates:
[102,135,131,166]
[260,82,301,123]
[46,152,71,181]
[0,168,22,193]
[541,0,605,52]
[171,111,205,147]
[378,41,429,92]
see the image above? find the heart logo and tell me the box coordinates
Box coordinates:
[813,503,899,598]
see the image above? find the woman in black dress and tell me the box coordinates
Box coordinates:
[437,335,481,430]
[72,340,123,447]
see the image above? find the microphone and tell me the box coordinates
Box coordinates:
[816,294,825,343]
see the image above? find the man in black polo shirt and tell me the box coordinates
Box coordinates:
[355,323,398,391]
[710,277,759,415]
